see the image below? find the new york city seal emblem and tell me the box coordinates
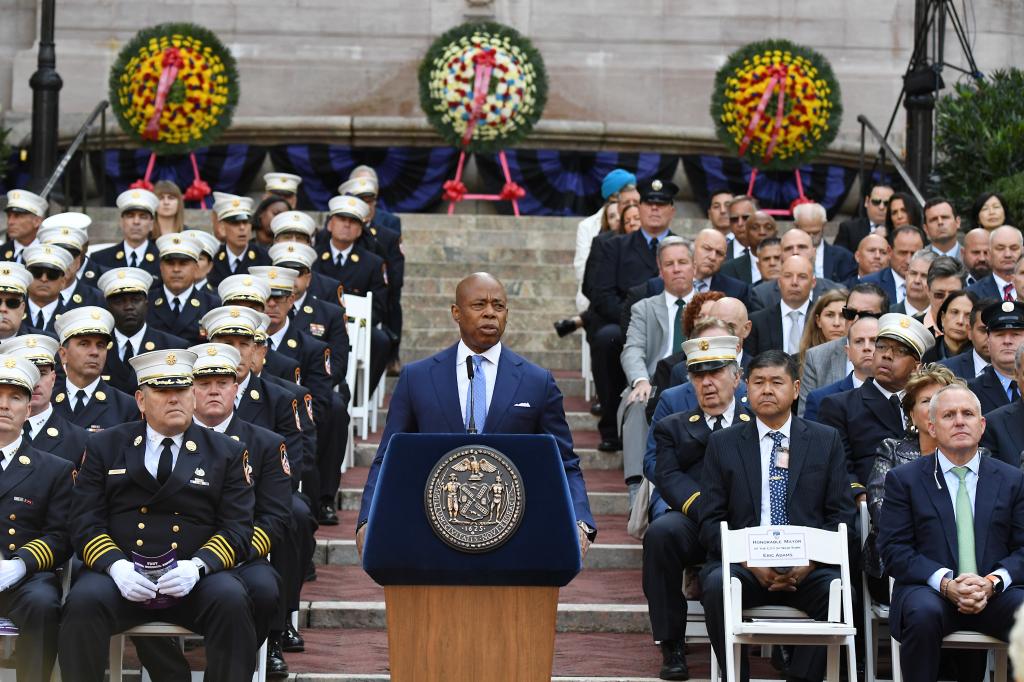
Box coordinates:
[425,445,525,553]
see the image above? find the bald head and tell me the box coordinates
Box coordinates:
[452,273,508,352]
[781,228,814,260]
[455,272,504,305]
[779,255,815,308]
[855,233,891,276]
[963,227,991,279]
[990,226,1024,278]
[693,228,728,278]
[709,297,752,341]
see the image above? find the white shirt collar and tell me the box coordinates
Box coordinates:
[26,404,53,438]
[194,414,232,433]
[269,319,290,349]
[780,297,811,318]
[756,415,792,441]
[292,291,308,311]
[329,242,354,263]
[65,375,102,401]
[145,425,183,452]
[27,297,60,320]
[814,245,825,278]
[234,372,252,407]
[892,269,906,288]
[123,240,148,261]
[163,285,193,307]
[993,272,1013,294]
[972,349,989,377]
[852,373,865,389]
[59,280,78,305]
[705,399,736,430]
[937,449,980,476]
[872,379,904,402]
[0,436,23,469]
[456,339,502,369]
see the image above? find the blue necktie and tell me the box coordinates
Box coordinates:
[465,355,487,433]
[768,431,789,525]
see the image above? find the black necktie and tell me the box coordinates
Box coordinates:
[1009,380,1020,403]
[157,437,174,485]
[649,237,659,254]
[123,340,134,362]
[267,338,275,351]
[72,390,87,415]
[35,310,44,330]
[171,298,181,315]
[288,307,296,319]
[712,415,724,431]
[889,394,903,425]
[22,422,31,441]
[129,252,138,268]
[336,253,344,268]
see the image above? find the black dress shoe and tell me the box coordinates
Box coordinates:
[267,638,289,679]
[589,401,602,416]
[659,640,689,681]
[282,623,305,652]
[553,318,578,337]
[597,438,622,452]
[318,502,339,525]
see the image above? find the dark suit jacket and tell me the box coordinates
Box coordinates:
[980,401,1024,467]
[28,409,89,467]
[879,454,1024,639]
[103,325,190,395]
[709,273,751,304]
[146,285,221,346]
[208,242,272,288]
[52,378,140,432]
[263,350,303,387]
[719,253,754,284]
[268,323,333,420]
[823,242,858,283]
[308,271,345,307]
[745,303,785,356]
[653,402,752,520]
[698,417,854,559]
[358,343,595,531]
[818,378,904,492]
[291,295,350,387]
[313,244,388,326]
[967,365,1012,415]
[803,373,855,423]
[968,274,1003,301]
[90,240,162,278]
[77,256,109,288]
[589,230,667,325]
[62,279,106,308]
[834,216,872,253]
[860,267,898,308]
[581,231,618,324]
[235,373,305,475]
[938,349,981,380]
[363,223,404,292]
[748,278,840,313]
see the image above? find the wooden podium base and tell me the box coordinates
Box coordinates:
[384,585,559,682]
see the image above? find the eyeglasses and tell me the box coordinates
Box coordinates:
[0,297,23,309]
[869,198,888,207]
[841,307,882,321]
[28,268,62,282]
[729,214,752,224]
[875,340,916,358]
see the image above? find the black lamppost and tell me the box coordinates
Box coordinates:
[28,0,62,193]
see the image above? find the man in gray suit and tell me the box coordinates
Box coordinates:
[798,282,889,412]
[619,236,694,503]
[748,229,842,312]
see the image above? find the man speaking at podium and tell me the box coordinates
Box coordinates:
[357,272,596,556]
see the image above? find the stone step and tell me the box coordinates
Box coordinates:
[402,328,585,354]
[402,308,587,333]
[403,277,583,300]
[401,346,581,371]
[404,243,575,265]
[402,291,576,311]
[404,261,579,283]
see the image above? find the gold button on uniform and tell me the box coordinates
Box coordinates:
[7,544,13,551]
[138,523,145,530]
[172,525,180,532]
[136,540,144,547]
[7,529,14,536]
[171,542,178,550]
[7,514,14,521]
[140,507,148,514]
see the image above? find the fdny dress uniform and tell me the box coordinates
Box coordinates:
[23,244,76,336]
[52,307,140,431]
[208,193,271,288]
[58,349,258,682]
[89,190,162,278]
[37,217,107,306]
[0,353,74,681]
[1,189,47,264]
[0,334,89,467]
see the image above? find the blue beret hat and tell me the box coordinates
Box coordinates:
[601,169,637,200]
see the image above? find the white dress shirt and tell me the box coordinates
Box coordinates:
[163,285,194,312]
[65,376,102,411]
[114,325,147,361]
[0,436,22,470]
[194,415,232,433]
[456,340,501,426]
[26,298,60,329]
[662,290,695,359]
[756,416,792,526]
[123,240,149,267]
[143,426,182,479]
[972,350,990,378]
[234,373,252,408]
[993,273,1015,300]
[25,405,54,440]
[268,320,289,351]
[780,298,811,355]
[226,245,246,272]
[731,238,746,260]
[904,297,924,317]
[704,400,736,431]
[329,243,354,267]
[926,450,1012,591]
[814,245,825,279]
[892,270,907,304]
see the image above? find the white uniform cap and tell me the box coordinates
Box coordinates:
[38,225,87,252]
[264,172,302,195]
[201,306,265,339]
[97,267,154,298]
[4,190,48,218]
[683,335,740,372]
[268,242,317,270]
[249,266,298,295]
[116,189,159,216]
[327,195,370,223]
[40,212,91,235]
[338,176,378,198]
[183,230,220,259]
[269,211,315,238]
[156,233,200,261]
[212,193,254,222]
[217,274,271,305]
[189,343,241,377]
[876,313,936,360]
[0,355,41,394]
[54,306,115,344]
[23,244,73,274]
[0,334,59,367]
[253,311,272,343]
[129,349,198,388]
[0,262,32,295]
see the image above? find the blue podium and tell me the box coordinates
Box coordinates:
[362,434,582,681]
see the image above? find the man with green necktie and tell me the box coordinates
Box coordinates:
[879,383,1024,682]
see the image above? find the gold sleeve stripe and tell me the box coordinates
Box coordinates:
[21,543,44,568]
[85,541,119,567]
[682,492,701,516]
[202,542,230,568]
[851,483,865,489]
[83,534,118,566]
[24,540,53,569]
[83,534,111,558]
[208,534,235,563]
[252,527,272,555]
[33,540,54,568]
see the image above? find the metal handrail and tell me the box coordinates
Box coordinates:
[857,114,925,209]
[40,99,109,201]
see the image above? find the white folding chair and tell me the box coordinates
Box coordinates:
[343,292,373,439]
[889,578,1008,682]
[711,522,857,682]
[109,623,267,682]
[581,335,594,402]
[859,500,890,682]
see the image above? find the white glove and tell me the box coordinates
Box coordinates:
[155,559,200,598]
[0,559,26,591]
[108,559,158,602]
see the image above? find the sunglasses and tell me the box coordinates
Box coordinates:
[0,297,23,309]
[729,214,752,223]
[869,198,888,207]
[841,307,882,321]
[28,268,62,282]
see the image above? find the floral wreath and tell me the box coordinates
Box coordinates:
[109,23,239,156]
[419,21,548,154]
[711,40,842,171]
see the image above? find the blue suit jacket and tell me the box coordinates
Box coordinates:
[803,372,855,423]
[860,267,898,308]
[878,454,1024,638]
[938,350,979,381]
[357,343,595,531]
[643,380,748,518]
[968,274,1002,301]
[967,365,1012,415]
[642,273,750,306]
[823,242,858,283]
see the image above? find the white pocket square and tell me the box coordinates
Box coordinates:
[513,402,531,407]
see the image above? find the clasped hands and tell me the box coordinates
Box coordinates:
[108,558,200,602]
[941,573,994,614]
[745,562,816,592]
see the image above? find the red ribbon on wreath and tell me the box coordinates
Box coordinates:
[499,182,526,202]
[737,64,789,164]
[460,48,498,148]
[143,47,185,142]
[443,180,468,203]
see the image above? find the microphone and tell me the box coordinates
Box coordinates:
[466,356,477,434]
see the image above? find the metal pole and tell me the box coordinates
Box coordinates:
[28,0,62,194]
[904,0,934,191]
